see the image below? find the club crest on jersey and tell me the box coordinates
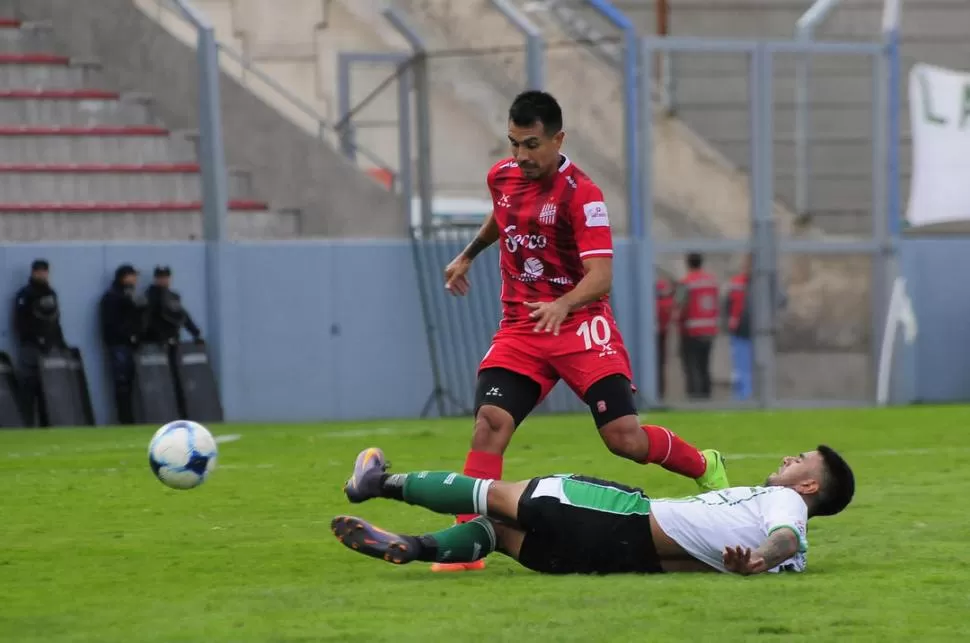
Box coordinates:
[497,193,511,208]
[539,200,557,225]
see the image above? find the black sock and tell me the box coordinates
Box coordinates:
[379,473,406,500]
[415,535,439,562]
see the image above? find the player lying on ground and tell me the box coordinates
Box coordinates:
[333,445,854,575]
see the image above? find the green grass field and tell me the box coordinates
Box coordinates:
[2,407,969,642]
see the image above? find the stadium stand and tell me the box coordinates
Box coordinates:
[0,16,301,240]
[6,0,404,238]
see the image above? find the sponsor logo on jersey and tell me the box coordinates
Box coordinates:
[521,257,544,281]
[583,201,609,227]
[504,225,547,253]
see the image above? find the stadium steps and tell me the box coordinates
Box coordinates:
[0,18,54,53]
[0,89,156,125]
[0,16,300,240]
[0,202,301,241]
[0,162,255,202]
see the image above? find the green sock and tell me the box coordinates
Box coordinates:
[418,517,497,563]
[386,471,490,515]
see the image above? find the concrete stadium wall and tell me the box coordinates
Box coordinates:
[897,238,970,404]
[0,241,435,425]
[0,239,891,426]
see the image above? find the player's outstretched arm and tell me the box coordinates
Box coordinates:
[445,212,499,296]
[722,528,799,576]
[459,211,499,263]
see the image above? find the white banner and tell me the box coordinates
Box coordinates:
[906,63,970,227]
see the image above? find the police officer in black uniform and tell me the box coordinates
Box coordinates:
[144,266,202,346]
[99,264,148,424]
[12,259,67,426]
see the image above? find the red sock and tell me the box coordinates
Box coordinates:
[640,424,706,479]
[456,450,503,523]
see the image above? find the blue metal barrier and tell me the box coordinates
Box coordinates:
[409,226,591,417]
[409,227,502,417]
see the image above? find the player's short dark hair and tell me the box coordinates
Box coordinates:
[508,90,563,136]
[814,444,855,516]
[686,253,703,269]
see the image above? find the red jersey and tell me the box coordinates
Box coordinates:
[487,155,614,326]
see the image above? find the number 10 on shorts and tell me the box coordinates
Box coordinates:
[576,316,612,351]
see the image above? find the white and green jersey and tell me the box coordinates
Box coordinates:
[650,486,809,574]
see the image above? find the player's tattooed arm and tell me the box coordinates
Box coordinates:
[723,529,798,576]
[462,212,500,260]
[754,528,799,572]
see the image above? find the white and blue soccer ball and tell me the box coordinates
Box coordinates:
[148,420,218,490]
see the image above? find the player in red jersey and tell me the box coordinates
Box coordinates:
[437,91,729,572]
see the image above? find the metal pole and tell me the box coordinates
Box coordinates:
[397,68,414,235]
[877,0,902,402]
[639,37,658,408]
[882,0,903,238]
[336,53,357,162]
[760,47,779,406]
[384,8,433,233]
[585,2,641,237]
[190,10,229,393]
[794,0,844,219]
[655,0,675,114]
[490,0,545,90]
[195,28,228,244]
[870,47,890,403]
[750,44,776,407]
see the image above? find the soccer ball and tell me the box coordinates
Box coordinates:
[148,420,218,490]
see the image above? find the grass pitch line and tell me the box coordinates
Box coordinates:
[5,432,243,459]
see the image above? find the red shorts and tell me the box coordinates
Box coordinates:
[479,312,634,402]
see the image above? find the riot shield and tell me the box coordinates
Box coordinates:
[133,343,180,424]
[173,342,223,423]
[0,351,25,428]
[38,346,94,427]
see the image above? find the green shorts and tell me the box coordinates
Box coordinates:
[516,474,663,575]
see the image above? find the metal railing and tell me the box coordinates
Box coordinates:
[793,0,904,233]
[154,0,396,185]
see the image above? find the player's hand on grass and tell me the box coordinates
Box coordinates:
[722,546,767,576]
[444,255,472,296]
[526,299,571,335]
